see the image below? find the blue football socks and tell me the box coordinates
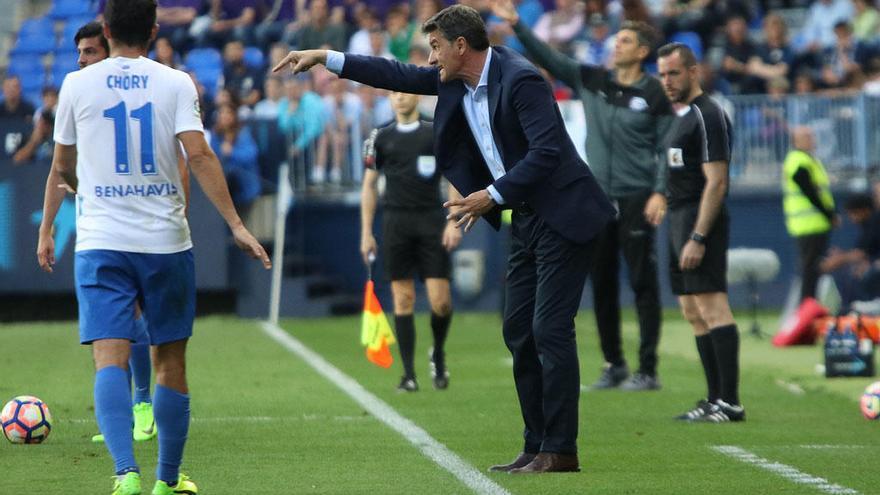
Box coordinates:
[153,384,190,484]
[95,366,138,475]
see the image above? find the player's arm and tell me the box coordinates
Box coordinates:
[178,130,271,269]
[679,160,728,271]
[36,144,76,273]
[177,145,190,214]
[360,167,380,265]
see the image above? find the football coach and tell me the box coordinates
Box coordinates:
[274,4,615,473]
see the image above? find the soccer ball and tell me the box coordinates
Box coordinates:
[1,396,53,444]
[860,382,880,420]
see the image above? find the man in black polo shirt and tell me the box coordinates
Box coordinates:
[360,91,462,392]
[657,43,745,423]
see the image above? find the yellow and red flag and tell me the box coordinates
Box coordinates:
[361,280,396,368]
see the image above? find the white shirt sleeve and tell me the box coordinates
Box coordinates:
[174,73,204,135]
[487,185,505,205]
[325,51,345,74]
[53,74,76,145]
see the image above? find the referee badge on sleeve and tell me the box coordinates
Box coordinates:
[667,148,684,168]
[417,155,436,178]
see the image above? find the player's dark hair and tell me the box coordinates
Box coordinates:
[657,42,698,67]
[620,20,657,50]
[74,21,109,54]
[104,0,157,49]
[845,194,874,212]
[422,5,489,51]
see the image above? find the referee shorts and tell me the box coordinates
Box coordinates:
[668,205,729,295]
[382,209,451,281]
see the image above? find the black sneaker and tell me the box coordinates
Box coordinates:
[675,399,712,421]
[620,372,661,391]
[397,376,418,392]
[428,347,450,390]
[590,363,630,390]
[699,400,746,423]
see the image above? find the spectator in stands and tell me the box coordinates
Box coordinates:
[223,40,264,107]
[700,60,732,97]
[268,42,292,72]
[854,0,880,41]
[748,13,793,93]
[617,0,654,27]
[357,85,394,131]
[13,86,57,164]
[253,76,284,119]
[719,16,762,94]
[821,194,880,308]
[277,75,327,183]
[783,126,837,303]
[799,0,855,52]
[153,37,183,69]
[157,0,205,50]
[293,0,347,51]
[348,7,380,55]
[821,21,873,89]
[197,0,260,47]
[0,76,35,123]
[366,25,394,59]
[532,0,585,56]
[387,4,416,62]
[580,13,613,67]
[255,0,300,49]
[210,102,261,209]
[488,0,544,54]
[319,79,361,185]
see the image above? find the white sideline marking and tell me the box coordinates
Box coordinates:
[62,415,368,424]
[260,321,511,495]
[712,446,860,495]
[775,379,806,395]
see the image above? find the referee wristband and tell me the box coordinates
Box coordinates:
[689,231,707,244]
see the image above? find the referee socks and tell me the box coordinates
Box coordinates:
[430,312,452,373]
[695,334,720,403]
[394,314,416,379]
[709,324,741,406]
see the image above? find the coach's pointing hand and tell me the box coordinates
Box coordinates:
[272,50,328,74]
[232,224,272,270]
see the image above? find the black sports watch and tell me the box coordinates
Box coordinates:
[689,231,707,244]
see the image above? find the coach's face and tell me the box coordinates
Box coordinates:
[77,36,108,69]
[427,31,463,83]
[657,51,695,104]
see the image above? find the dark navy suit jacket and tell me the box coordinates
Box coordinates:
[340,46,615,244]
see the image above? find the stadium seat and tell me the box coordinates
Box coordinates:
[48,0,95,20]
[243,46,265,70]
[670,31,703,62]
[51,56,80,86]
[11,18,57,56]
[18,17,55,38]
[185,48,223,96]
[7,54,46,78]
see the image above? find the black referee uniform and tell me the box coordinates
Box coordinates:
[666,94,732,295]
[368,120,450,281]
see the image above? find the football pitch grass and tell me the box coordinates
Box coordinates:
[1,310,878,494]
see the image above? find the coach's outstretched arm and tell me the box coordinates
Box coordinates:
[178,131,272,269]
[273,49,439,96]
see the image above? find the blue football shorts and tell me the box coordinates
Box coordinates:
[74,249,195,346]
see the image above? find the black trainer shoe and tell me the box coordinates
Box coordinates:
[397,376,418,392]
[590,363,630,390]
[699,400,746,423]
[620,372,661,391]
[428,347,450,390]
[675,399,712,421]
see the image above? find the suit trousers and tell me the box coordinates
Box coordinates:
[503,209,594,455]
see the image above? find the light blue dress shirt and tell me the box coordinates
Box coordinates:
[325,50,506,204]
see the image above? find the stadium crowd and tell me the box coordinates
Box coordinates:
[4,0,880,198]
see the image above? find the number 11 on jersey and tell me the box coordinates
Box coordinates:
[103,101,156,176]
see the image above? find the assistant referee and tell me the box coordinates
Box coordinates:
[657,43,745,423]
[360,91,462,392]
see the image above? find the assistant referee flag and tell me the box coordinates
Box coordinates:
[361,280,396,368]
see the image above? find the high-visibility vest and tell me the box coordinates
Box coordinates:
[782,149,834,236]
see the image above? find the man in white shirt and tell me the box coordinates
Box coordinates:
[41,1,270,494]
